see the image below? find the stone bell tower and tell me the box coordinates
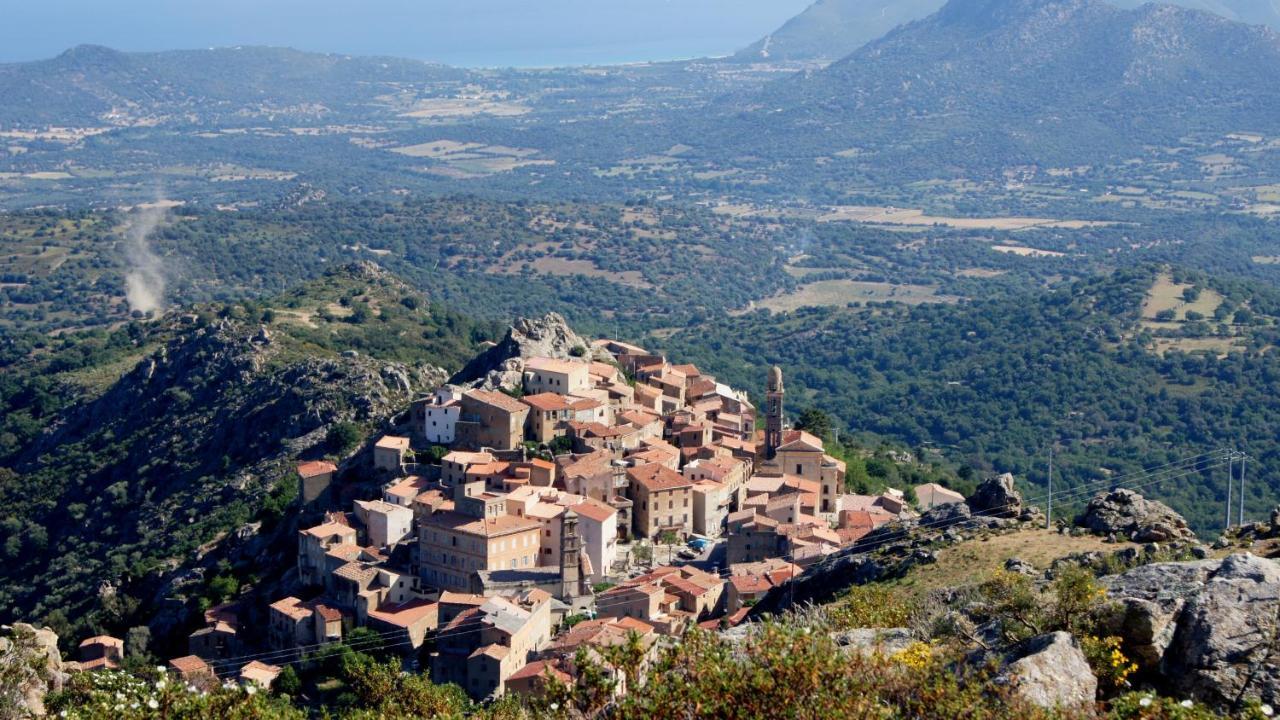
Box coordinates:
[765,365,785,460]
[560,508,586,605]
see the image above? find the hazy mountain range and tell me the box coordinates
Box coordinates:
[727,0,1280,169]
[735,0,1280,62]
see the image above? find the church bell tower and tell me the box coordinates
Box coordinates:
[765,365,784,460]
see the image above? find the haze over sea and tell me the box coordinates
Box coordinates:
[0,0,811,65]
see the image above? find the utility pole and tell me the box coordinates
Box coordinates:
[1226,452,1235,532]
[1239,453,1247,527]
[1046,444,1053,530]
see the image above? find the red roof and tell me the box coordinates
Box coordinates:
[297,460,337,478]
[522,393,573,412]
[627,463,692,493]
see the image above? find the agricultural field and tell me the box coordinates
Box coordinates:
[389,140,552,177]
[990,244,1067,257]
[816,205,1112,231]
[743,279,959,314]
[1140,273,1225,322]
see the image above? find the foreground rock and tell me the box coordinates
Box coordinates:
[966,473,1022,518]
[1103,553,1280,709]
[0,623,65,716]
[1077,488,1196,543]
[1163,554,1280,709]
[998,632,1098,711]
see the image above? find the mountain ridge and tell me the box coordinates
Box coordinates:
[734,0,1280,62]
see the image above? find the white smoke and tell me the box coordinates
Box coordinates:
[123,205,169,315]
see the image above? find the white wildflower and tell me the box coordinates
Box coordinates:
[1139,696,1152,708]
[1261,704,1274,717]
[147,698,159,710]
[155,678,166,690]
[1180,699,1193,708]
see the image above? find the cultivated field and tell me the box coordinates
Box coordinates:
[1140,273,1225,321]
[990,245,1066,257]
[399,97,529,118]
[816,205,1112,231]
[744,279,959,314]
[390,140,552,177]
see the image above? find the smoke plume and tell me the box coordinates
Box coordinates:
[123,205,168,315]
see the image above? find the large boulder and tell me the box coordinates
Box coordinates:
[1162,553,1280,709]
[0,623,66,716]
[831,628,915,656]
[450,312,592,390]
[1076,489,1196,543]
[967,473,1022,519]
[997,632,1098,711]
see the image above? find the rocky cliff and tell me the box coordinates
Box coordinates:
[450,312,595,391]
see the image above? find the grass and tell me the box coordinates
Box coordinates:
[886,528,1132,603]
[990,245,1066,258]
[1140,272,1224,321]
[744,279,959,314]
[816,205,1112,231]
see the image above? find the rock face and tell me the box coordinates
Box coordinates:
[831,628,915,656]
[1077,489,1196,543]
[450,312,592,390]
[998,632,1098,711]
[967,473,1022,518]
[0,624,65,716]
[1162,554,1280,709]
[1102,553,1280,709]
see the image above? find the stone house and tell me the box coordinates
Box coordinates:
[456,390,529,452]
[626,462,693,540]
[373,435,411,473]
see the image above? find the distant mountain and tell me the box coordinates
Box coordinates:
[0,44,470,126]
[735,0,1280,63]
[733,0,946,62]
[734,0,1280,171]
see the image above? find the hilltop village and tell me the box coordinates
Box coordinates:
[71,331,969,700]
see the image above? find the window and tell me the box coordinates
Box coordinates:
[796,464,803,474]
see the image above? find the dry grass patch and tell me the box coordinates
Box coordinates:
[391,140,485,158]
[817,205,1112,231]
[1140,273,1224,321]
[890,528,1133,602]
[745,279,959,314]
[990,245,1066,258]
[399,97,529,118]
[1151,337,1241,357]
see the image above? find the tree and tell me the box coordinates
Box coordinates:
[124,626,152,662]
[325,422,363,456]
[274,665,301,696]
[657,530,680,564]
[794,408,833,442]
[632,541,654,568]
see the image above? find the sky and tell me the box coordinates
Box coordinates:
[0,0,814,66]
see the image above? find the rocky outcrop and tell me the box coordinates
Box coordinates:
[0,624,65,716]
[1102,553,1280,710]
[1162,554,1280,709]
[450,312,593,390]
[832,628,915,656]
[967,473,1022,518]
[1076,489,1196,543]
[997,632,1098,711]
